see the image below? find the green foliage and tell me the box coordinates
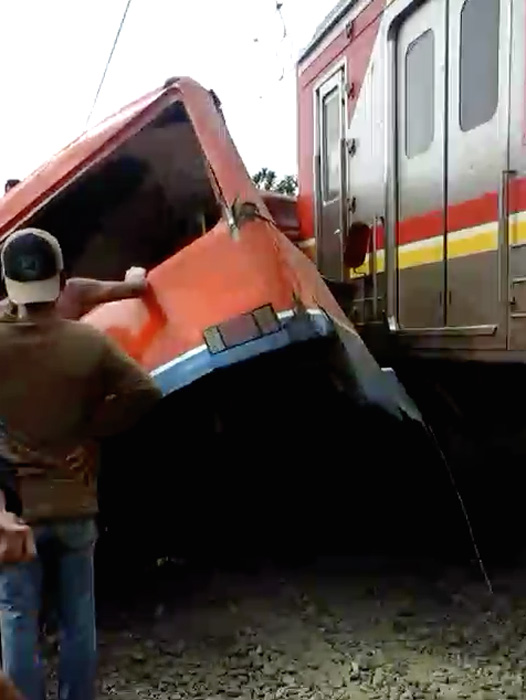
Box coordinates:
[253,168,298,196]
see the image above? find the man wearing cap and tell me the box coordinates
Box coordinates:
[0,228,162,700]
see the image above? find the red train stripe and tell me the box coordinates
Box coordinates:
[370,177,526,250]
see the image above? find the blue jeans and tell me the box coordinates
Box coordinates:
[0,518,97,700]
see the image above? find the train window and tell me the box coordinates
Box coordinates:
[322,88,341,201]
[459,0,500,132]
[405,29,434,159]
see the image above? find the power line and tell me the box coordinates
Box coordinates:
[273,1,295,82]
[84,0,133,129]
[251,0,296,96]
[275,2,287,40]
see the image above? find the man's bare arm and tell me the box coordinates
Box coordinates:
[59,272,148,320]
[69,277,147,305]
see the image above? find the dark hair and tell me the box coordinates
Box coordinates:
[4,179,20,193]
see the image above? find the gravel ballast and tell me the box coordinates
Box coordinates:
[91,564,526,700]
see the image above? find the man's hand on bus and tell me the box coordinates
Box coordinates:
[124,266,147,290]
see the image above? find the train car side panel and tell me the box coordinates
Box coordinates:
[297,0,385,283]
[299,0,526,361]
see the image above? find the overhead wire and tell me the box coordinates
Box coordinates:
[275,1,297,81]
[84,0,133,129]
[275,2,287,39]
[252,0,296,98]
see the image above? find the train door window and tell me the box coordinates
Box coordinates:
[322,88,341,202]
[405,29,435,158]
[396,0,446,329]
[459,0,500,132]
[446,0,509,331]
[316,69,345,281]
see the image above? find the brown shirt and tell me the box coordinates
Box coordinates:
[0,314,161,522]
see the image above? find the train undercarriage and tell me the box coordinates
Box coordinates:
[95,335,471,577]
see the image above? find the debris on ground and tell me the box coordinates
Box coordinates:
[89,565,526,699]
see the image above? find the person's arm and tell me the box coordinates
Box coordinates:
[87,334,162,438]
[68,271,147,307]
[58,269,149,320]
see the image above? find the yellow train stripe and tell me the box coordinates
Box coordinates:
[345,213,526,279]
[300,212,526,279]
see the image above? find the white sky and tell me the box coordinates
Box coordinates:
[0,0,336,188]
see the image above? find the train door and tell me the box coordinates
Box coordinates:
[315,68,346,281]
[445,0,510,330]
[396,0,447,328]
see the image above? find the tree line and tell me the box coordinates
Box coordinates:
[252,168,298,196]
